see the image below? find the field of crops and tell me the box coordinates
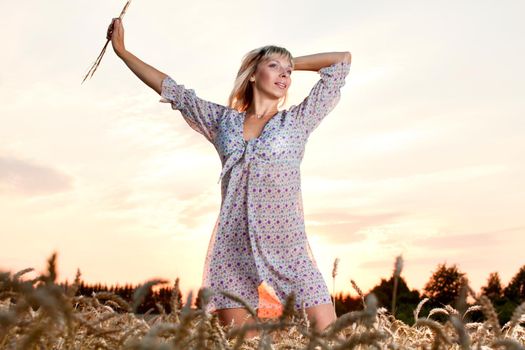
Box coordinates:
[1,254,524,349]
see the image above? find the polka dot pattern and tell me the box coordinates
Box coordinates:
[160,62,351,313]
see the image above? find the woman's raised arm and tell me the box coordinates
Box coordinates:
[107,18,167,94]
[289,51,352,138]
[107,18,228,146]
[292,52,351,72]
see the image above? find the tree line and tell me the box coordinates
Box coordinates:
[335,263,525,325]
[66,263,525,325]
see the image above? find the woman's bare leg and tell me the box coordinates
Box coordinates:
[215,307,260,339]
[305,303,345,340]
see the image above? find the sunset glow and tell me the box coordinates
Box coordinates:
[1,0,524,303]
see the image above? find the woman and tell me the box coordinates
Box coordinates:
[107,17,351,338]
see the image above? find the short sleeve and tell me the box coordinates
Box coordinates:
[159,76,228,144]
[291,61,351,138]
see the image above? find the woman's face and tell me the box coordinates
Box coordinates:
[251,54,293,101]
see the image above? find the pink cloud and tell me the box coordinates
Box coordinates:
[0,155,73,196]
[307,211,405,244]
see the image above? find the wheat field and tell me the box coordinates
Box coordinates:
[1,254,524,349]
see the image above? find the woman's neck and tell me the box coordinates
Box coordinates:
[246,99,279,118]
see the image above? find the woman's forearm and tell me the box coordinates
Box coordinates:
[292,52,351,71]
[118,50,167,95]
[107,19,167,94]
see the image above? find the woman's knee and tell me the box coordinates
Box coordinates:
[214,308,260,339]
[215,307,255,326]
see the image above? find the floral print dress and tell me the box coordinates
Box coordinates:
[160,61,351,315]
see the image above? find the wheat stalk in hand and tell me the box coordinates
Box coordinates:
[81,1,131,84]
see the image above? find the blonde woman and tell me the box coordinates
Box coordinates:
[108,18,351,338]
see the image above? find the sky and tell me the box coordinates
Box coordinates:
[1,0,524,302]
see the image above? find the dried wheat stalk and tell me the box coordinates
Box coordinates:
[81,1,131,84]
[3,253,525,349]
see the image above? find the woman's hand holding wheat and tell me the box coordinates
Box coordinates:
[107,18,126,57]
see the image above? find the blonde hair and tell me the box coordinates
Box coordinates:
[228,45,294,112]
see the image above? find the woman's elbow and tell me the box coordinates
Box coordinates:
[342,51,352,64]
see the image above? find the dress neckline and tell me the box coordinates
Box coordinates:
[241,110,281,143]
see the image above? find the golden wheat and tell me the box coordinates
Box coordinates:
[1,254,524,349]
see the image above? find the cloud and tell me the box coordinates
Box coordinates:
[177,193,220,230]
[412,226,524,250]
[0,155,73,196]
[354,226,525,289]
[306,211,405,244]
[358,259,403,271]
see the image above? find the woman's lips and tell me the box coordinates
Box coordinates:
[275,82,287,89]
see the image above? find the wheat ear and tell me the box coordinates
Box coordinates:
[81,1,131,84]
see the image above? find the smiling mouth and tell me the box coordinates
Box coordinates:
[275,82,287,89]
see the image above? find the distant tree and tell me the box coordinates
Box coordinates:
[157,286,177,313]
[118,283,133,300]
[195,289,203,310]
[77,281,86,295]
[481,272,504,302]
[423,263,466,307]
[370,276,420,324]
[135,287,156,314]
[333,292,361,316]
[497,299,519,325]
[504,264,525,303]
